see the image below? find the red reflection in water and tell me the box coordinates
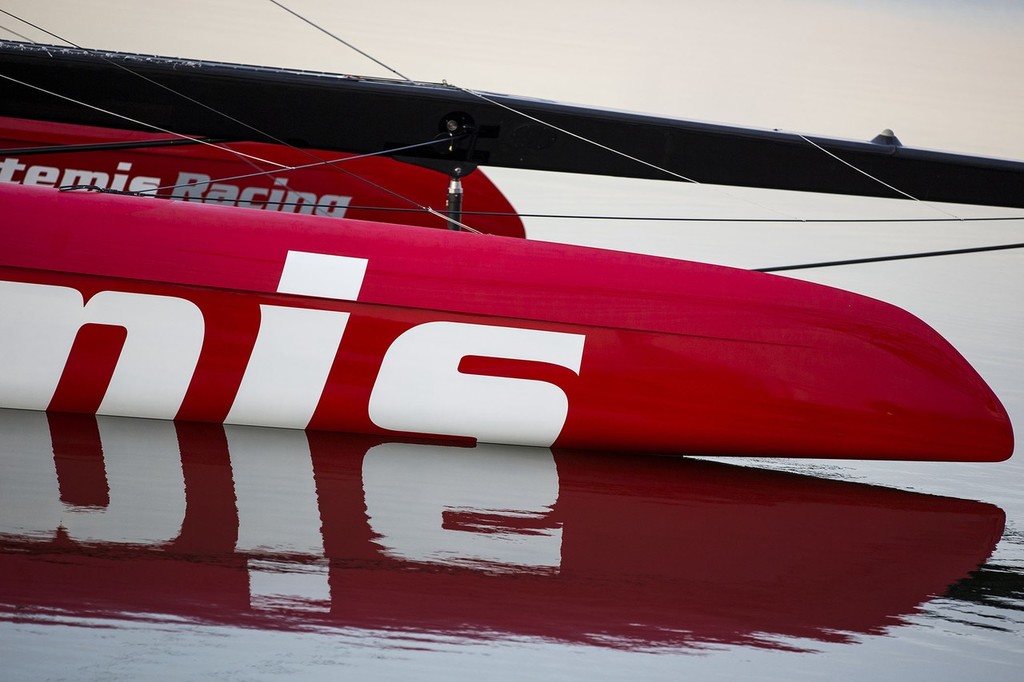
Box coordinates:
[0,410,1004,651]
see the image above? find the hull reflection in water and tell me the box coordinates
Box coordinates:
[0,409,1004,650]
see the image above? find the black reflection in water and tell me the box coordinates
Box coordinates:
[946,564,1024,612]
[0,409,1005,651]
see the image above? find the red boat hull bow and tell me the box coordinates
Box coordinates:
[0,183,1013,460]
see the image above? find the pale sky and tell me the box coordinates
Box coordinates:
[2,0,1023,159]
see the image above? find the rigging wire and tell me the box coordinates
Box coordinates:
[117,137,466,196]
[0,22,34,43]
[266,0,410,81]
[263,1,977,226]
[756,241,1024,272]
[0,10,320,168]
[449,84,702,186]
[2,137,221,156]
[258,4,1024,259]
[442,84,802,222]
[0,72,290,169]
[444,84,971,223]
[0,9,465,227]
[1,11,334,166]
[48,135,486,233]
[0,64,481,231]
[312,206,1024,224]
[260,1,803,221]
[53,134,449,193]
[792,133,961,220]
[264,8,1023,263]
[3,6,1020,246]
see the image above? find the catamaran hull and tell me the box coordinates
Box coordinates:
[0,115,526,237]
[0,183,1012,460]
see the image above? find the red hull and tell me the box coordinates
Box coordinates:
[0,411,1005,649]
[0,115,525,237]
[0,181,1012,460]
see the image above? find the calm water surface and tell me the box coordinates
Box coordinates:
[2,0,1024,679]
[1,406,1021,680]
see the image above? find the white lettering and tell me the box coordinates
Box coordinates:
[277,250,367,301]
[0,157,27,183]
[23,165,60,187]
[166,172,352,217]
[61,168,110,187]
[238,185,269,209]
[0,281,204,418]
[266,178,288,211]
[0,282,88,410]
[1,257,589,442]
[225,251,368,428]
[128,175,161,194]
[2,156,351,214]
[205,182,241,205]
[1,157,158,195]
[110,161,132,191]
[170,171,211,201]
[88,291,205,418]
[368,322,586,447]
[226,305,350,429]
[319,194,351,217]
[284,188,316,214]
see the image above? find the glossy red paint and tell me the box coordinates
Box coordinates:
[0,115,525,237]
[0,412,1005,649]
[0,182,1014,460]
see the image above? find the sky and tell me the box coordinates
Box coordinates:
[2,0,1023,160]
